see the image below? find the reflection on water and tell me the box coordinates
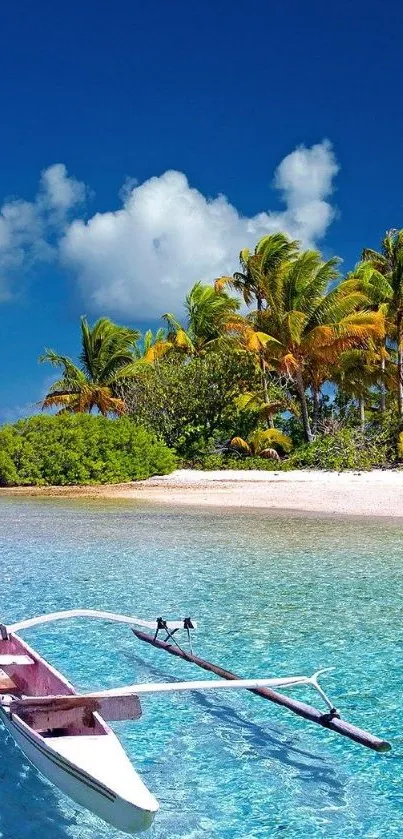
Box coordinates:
[0,498,402,838]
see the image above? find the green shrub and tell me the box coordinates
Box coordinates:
[122,352,259,455]
[223,456,283,471]
[0,415,176,486]
[188,453,283,471]
[0,450,20,487]
[193,453,226,470]
[285,428,388,471]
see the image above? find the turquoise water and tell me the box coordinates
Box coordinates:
[0,499,402,839]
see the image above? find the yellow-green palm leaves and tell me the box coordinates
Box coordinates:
[234,388,298,427]
[230,428,292,460]
[163,281,239,354]
[252,251,385,440]
[136,329,171,363]
[215,231,299,310]
[332,346,394,429]
[361,228,403,415]
[41,316,140,415]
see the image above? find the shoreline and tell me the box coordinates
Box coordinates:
[2,469,403,518]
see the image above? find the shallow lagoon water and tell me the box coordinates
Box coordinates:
[0,498,402,838]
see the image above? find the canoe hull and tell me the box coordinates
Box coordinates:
[0,632,158,835]
[0,708,156,833]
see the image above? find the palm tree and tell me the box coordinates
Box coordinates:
[361,229,403,415]
[344,261,392,414]
[135,329,171,363]
[253,251,385,442]
[162,282,239,354]
[214,232,299,311]
[41,316,140,415]
[230,428,293,460]
[332,348,389,431]
[215,233,299,405]
[234,385,298,429]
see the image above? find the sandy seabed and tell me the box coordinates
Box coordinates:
[2,469,403,518]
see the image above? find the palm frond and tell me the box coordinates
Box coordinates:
[259,448,281,460]
[239,247,251,270]
[256,232,300,275]
[214,276,233,293]
[162,312,184,333]
[143,340,172,362]
[248,428,292,456]
[40,350,83,380]
[230,436,251,454]
[361,248,387,271]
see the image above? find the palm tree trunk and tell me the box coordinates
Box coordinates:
[256,294,270,409]
[380,355,386,413]
[312,385,320,436]
[259,347,273,429]
[397,312,403,417]
[261,367,274,429]
[294,369,313,443]
[359,397,365,432]
[261,357,269,400]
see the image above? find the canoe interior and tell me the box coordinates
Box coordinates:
[0,633,107,737]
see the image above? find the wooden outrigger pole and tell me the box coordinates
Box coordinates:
[133,628,391,753]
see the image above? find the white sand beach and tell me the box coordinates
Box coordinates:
[3,469,403,517]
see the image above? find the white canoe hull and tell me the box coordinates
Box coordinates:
[0,630,158,834]
[0,707,158,834]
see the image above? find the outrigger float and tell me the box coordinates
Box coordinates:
[0,609,391,835]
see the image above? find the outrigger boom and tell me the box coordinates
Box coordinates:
[4,608,197,635]
[9,669,337,713]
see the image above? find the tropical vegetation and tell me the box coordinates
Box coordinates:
[3,227,403,485]
[40,316,140,415]
[0,415,176,486]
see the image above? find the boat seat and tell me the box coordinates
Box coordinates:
[0,668,18,692]
[0,655,35,666]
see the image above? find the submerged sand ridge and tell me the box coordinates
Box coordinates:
[2,469,403,518]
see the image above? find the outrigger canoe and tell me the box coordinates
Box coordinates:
[0,618,159,834]
[0,609,391,835]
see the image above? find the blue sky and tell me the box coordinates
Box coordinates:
[1,0,402,421]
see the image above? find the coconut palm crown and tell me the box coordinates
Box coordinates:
[41,316,140,415]
[163,281,239,354]
[215,231,299,311]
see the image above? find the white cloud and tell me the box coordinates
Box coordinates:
[0,164,86,300]
[0,141,339,313]
[61,140,339,317]
[272,139,339,244]
[39,163,86,218]
[274,140,338,204]
[0,199,48,301]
